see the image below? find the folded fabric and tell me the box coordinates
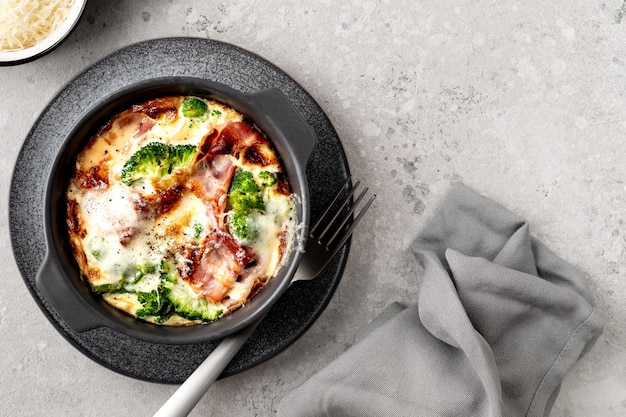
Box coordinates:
[277,182,604,417]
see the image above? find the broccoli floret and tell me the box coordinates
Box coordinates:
[87,236,107,260]
[140,263,157,275]
[91,280,124,294]
[168,283,223,322]
[121,142,168,184]
[91,261,161,294]
[258,171,277,187]
[158,259,176,283]
[227,170,266,242]
[129,262,157,285]
[90,263,138,294]
[228,170,265,214]
[228,212,258,242]
[181,97,208,118]
[230,192,265,214]
[121,142,196,186]
[170,144,197,170]
[230,169,260,195]
[192,221,204,240]
[136,283,173,322]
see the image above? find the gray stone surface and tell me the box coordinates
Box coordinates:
[1,0,625,416]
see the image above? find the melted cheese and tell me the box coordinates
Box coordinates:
[66,96,296,326]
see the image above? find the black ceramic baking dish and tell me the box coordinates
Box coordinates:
[36,76,317,345]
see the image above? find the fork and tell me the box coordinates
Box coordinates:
[153,177,375,417]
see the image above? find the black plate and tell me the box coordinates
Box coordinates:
[9,37,351,384]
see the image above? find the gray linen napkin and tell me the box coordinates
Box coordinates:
[277,182,604,417]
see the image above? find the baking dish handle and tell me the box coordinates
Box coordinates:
[36,253,103,333]
[246,88,318,167]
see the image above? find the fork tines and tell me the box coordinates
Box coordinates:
[310,176,376,253]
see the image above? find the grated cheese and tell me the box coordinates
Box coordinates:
[0,0,74,51]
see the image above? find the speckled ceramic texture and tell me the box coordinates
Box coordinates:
[9,37,350,383]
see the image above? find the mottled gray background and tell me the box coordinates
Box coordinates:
[2,0,625,416]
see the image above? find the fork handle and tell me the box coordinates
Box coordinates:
[152,315,264,417]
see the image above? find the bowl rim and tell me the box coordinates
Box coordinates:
[37,76,315,344]
[0,0,87,65]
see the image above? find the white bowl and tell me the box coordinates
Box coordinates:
[0,0,87,66]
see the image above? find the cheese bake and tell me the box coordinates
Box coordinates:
[66,95,297,326]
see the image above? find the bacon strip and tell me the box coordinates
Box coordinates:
[178,232,254,303]
[206,121,266,158]
[133,117,156,139]
[66,199,86,238]
[74,164,109,190]
[131,97,180,121]
[187,154,236,231]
